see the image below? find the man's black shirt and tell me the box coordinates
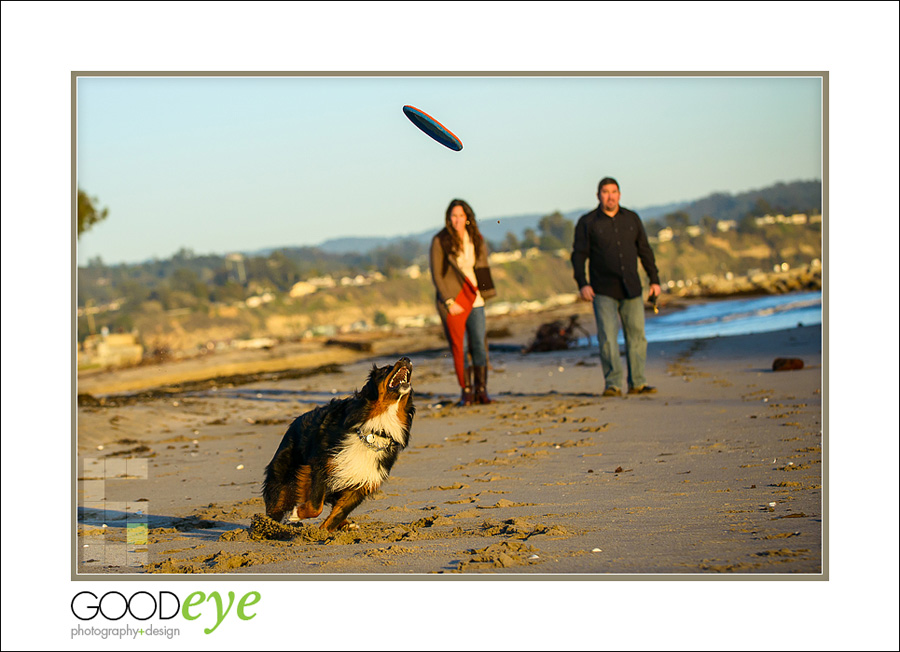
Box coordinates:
[571,205,660,300]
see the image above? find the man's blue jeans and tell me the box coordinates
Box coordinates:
[591,294,647,390]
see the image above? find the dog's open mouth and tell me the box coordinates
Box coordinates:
[388,359,413,394]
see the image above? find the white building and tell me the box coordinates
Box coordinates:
[289,281,318,298]
[717,220,737,232]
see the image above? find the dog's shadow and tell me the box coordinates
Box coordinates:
[77,506,243,541]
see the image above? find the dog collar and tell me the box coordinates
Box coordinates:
[355,428,398,452]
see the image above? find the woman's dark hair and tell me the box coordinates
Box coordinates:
[444,198,484,258]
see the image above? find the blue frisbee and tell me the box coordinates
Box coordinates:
[402,105,463,151]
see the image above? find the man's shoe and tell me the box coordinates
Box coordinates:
[602,387,622,397]
[628,385,657,395]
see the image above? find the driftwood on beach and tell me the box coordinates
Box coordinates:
[523,314,591,354]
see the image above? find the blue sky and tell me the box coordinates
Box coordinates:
[76,74,822,265]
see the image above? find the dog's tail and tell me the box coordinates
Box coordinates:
[262,444,299,522]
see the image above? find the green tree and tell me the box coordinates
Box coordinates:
[77,189,110,237]
[501,231,520,251]
[149,282,174,310]
[521,228,540,249]
[753,198,773,217]
[538,211,575,250]
[170,267,209,300]
[737,213,761,234]
[644,218,663,236]
[663,211,691,231]
[211,280,246,304]
[119,279,151,305]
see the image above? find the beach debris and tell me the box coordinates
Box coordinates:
[96,445,104,450]
[523,314,590,353]
[456,540,543,572]
[591,548,602,553]
[325,338,373,352]
[249,514,297,541]
[772,357,804,372]
[236,464,244,470]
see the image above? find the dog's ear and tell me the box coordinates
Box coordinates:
[363,364,381,401]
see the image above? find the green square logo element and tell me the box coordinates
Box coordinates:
[126,522,148,545]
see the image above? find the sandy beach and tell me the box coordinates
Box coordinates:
[75,314,823,576]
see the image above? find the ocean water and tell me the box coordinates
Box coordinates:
[578,290,822,346]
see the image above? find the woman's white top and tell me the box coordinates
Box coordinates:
[456,231,484,308]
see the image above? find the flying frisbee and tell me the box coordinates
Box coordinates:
[402,105,463,151]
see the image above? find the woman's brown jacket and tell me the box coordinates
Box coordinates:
[430,228,496,318]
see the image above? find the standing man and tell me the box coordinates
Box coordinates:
[572,177,661,397]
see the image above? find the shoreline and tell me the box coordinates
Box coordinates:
[76,290,820,399]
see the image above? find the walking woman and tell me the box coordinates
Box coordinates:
[430,199,497,406]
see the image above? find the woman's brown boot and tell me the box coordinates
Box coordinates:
[473,365,492,404]
[458,367,474,406]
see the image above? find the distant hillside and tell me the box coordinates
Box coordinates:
[77,177,823,355]
[316,211,576,254]
[675,179,821,223]
[311,180,819,254]
[78,217,822,359]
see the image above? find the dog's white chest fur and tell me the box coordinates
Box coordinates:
[326,403,406,493]
[361,402,407,444]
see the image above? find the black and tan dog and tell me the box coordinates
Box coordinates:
[262,357,414,531]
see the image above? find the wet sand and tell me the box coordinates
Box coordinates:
[76,321,823,576]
